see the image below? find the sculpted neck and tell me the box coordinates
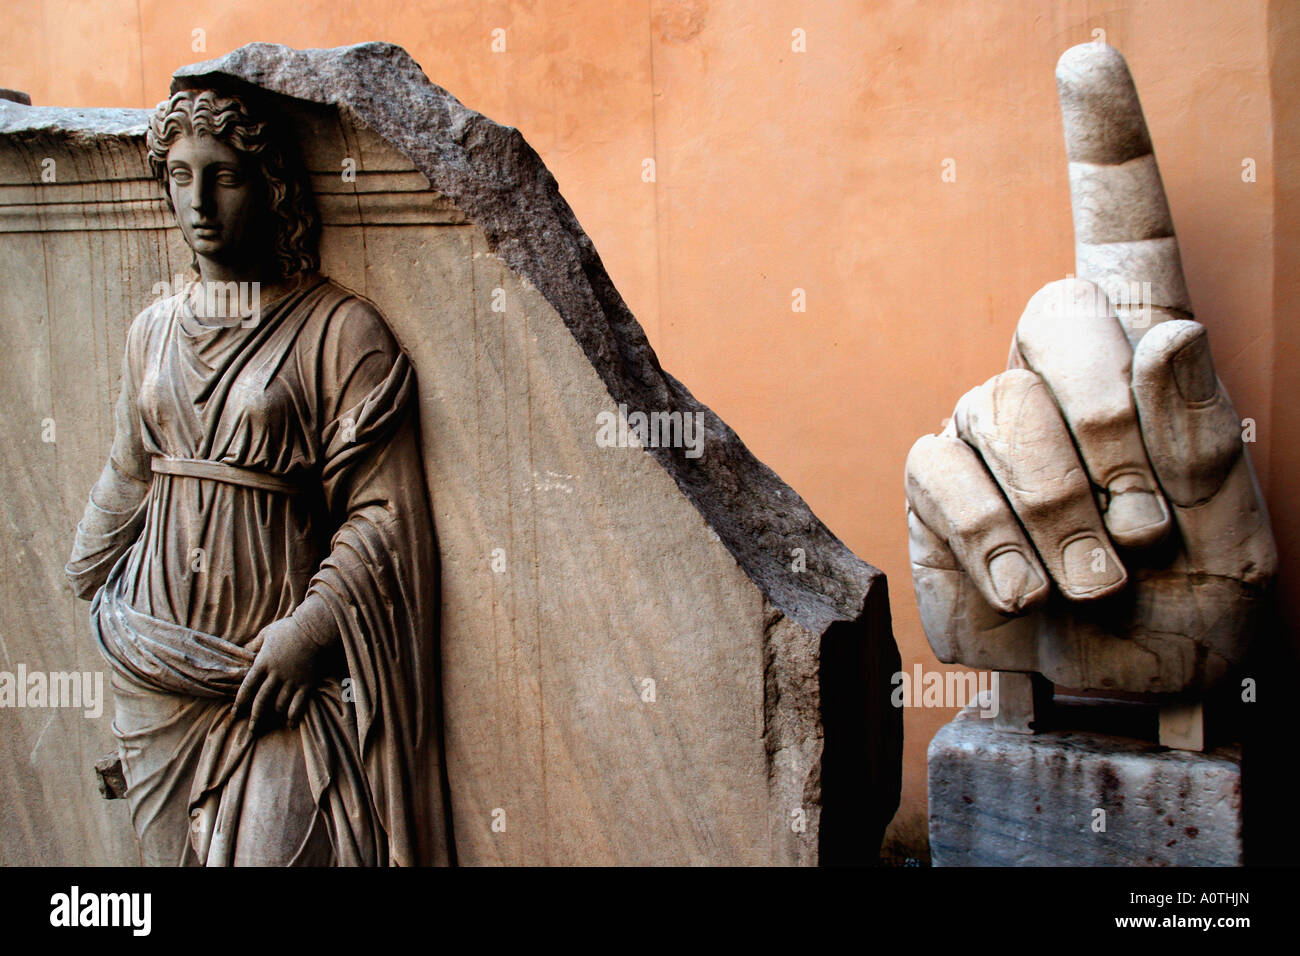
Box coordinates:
[196,254,262,287]
[188,256,308,324]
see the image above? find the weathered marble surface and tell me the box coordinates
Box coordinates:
[929,706,1242,866]
[0,42,901,865]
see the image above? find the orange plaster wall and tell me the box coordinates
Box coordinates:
[2,0,1290,860]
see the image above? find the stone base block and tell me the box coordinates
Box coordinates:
[928,706,1242,866]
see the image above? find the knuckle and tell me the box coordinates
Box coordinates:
[1070,402,1138,448]
[1010,481,1095,525]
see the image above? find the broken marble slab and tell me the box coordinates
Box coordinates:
[0,41,901,866]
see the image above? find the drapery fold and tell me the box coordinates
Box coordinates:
[69,275,449,866]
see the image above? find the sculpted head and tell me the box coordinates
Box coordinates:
[147,89,318,279]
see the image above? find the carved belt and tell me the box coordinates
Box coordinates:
[150,457,302,495]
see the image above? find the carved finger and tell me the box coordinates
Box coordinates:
[233,662,264,716]
[906,505,1042,673]
[906,434,1048,615]
[275,681,295,717]
[955,369,1127,599]
[1132,319,1276,584]
[249,676,281,733]
[1014,279,1170,548]
[1057,42,1191,344]
[287,688,311,728]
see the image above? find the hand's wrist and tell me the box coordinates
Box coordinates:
[289,594,339,649]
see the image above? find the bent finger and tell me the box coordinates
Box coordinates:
[275,682,295,717]
[906,505,1042,673]
[1015,278,1171,548]
[1132,319,1276,584]
[906,434,1048,615]
[287,688,311,728]
[249,677,281,733]
[234,662,264,716]
[955,369,1127,599]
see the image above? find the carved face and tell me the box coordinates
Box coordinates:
[165,132,261,264]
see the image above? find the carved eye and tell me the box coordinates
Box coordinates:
[169,168,193,185]
[216,170,244,187]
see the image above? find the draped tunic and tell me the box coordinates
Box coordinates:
[66,274,448,866]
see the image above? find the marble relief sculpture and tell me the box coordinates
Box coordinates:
[5,40,902,868]
[65,89,450,865]
[904,43,1276,727]
[5,37,904,868]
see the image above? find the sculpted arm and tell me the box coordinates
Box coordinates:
[66,313,153,600]
[235,299,428,733]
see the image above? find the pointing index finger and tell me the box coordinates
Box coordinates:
[1057,41,1191,343]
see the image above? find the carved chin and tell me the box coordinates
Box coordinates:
[188,235,228,255]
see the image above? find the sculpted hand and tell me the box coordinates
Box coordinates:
[903,43,1276,694]
[234,617,321,733]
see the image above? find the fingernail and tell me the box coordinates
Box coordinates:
[1105,480,1169,545]
[988,549,1046,612]
[1060,535,1126,597]
[1171,331,1216,403]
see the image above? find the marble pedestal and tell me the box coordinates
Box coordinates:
[928,705,1243,866]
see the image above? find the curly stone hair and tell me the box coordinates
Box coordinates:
[147,89,319,278]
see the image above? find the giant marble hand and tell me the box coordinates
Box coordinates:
[904,42,1276,700]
